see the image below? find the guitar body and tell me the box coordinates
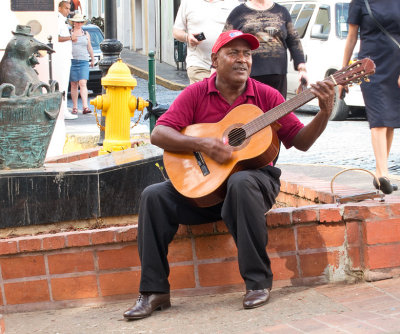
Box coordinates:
[163,104,280,207]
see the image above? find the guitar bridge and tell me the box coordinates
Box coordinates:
[193,151,210,176]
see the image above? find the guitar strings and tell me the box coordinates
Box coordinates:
[227,89,316,145]
[227,68,366,144]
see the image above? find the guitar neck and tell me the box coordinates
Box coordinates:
[243,56,377,137]
[243,88,316,138]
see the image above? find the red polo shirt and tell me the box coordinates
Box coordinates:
[156,73,304,149]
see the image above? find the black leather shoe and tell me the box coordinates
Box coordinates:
[373,177,398,194]
[123,293,171,320]
[243,288,271,309]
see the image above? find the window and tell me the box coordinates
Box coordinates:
[88,29,104,49]
[83,26,104,49]
[290,4,302,23]
[294,4,315,38]
[314,6,330,35]
[335,3,351,38]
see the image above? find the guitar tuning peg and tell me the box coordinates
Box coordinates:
[364,76,370,82]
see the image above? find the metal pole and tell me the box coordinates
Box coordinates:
[148,51,157,134]
[104,0,117,39]
[47,35,53,83]
[98,0,122,146]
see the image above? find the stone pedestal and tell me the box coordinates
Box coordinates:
[0,145,164,228]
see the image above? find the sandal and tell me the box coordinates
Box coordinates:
[82,107,92,114]
[71,108,78,115]
[373,176,399,195]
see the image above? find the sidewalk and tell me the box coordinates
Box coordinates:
[5,277,400,333]
[28,49,400,334]
[120,48,190,90]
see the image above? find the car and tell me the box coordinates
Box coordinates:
[277,0,365,120]
[68,23,104,94]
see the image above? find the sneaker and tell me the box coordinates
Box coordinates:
[64,111,78,120]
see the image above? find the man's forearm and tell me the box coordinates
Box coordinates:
[58,35,71,42]
[173,28,188,43]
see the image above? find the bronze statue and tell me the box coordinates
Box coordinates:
[0,25,62,169]
[0,25,55,96]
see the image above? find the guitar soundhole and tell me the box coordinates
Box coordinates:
[228,127,246,147]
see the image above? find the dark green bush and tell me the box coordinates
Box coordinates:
[90,16,104,32]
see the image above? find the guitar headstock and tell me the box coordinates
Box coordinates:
[329,58,376,86]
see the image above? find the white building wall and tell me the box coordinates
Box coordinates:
[117,0,132,48]
[133,0,143,51]
[79,0,177,67]
[0,3,18,59]
[147,0,157,54]
[86,0,103,18]
[159,0,175,66]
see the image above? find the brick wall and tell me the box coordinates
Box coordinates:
[1,199,400,313]
[2,148,400,312]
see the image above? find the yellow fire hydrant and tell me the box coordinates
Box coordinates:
[90,59,149,155]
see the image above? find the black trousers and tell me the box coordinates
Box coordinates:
[138,166,281,293]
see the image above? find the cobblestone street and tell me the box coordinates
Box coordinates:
[278,112,400,176]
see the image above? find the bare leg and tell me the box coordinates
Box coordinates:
[371,127,392,178]
[386,127,394,158]
[79,79,88,109]
[70,81,79,109]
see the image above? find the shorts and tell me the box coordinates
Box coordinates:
[187,66,211,85]
[69,59,89,82]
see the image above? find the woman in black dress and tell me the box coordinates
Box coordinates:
[340,0,400,194]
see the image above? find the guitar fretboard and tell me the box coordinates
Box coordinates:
[240,57,376,138]
[243,88,316,138]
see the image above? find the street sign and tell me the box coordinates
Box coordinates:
[11,0,54,11]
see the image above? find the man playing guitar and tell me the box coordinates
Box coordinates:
[123,30,335,320]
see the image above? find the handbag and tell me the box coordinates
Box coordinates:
[364,0,400,49]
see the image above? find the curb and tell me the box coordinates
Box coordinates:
[126,64,186,91]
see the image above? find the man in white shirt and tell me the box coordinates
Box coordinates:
[46,1,78,158]
[56,0,77,120]
[173,0,243,84]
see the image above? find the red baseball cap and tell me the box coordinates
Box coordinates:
[212,30,259,53]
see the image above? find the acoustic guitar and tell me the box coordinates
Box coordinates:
[163,58,375,207]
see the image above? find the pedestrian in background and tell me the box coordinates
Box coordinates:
[223,0,307,98]
[69,13,94,116]
[47,0,78,158]
[55,0,78,121]
[173,0,243,84]
[68,0,82,17]
[339,0,400,194]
